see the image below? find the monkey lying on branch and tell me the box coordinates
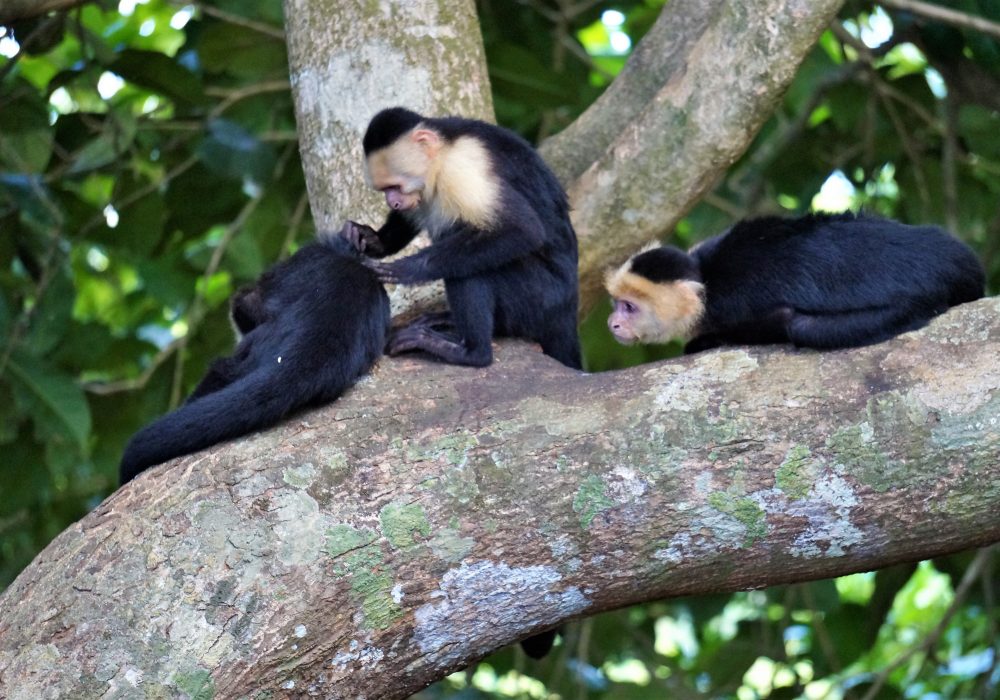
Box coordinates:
[119,234,389,484]
[606,212,985,354]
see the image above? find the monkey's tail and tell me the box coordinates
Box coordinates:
[118,367,334,485]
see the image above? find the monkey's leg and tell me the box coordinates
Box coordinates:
[388,278,495,366]
[538,316,582,370]
[787,305,929,349]
[404,310,456,332]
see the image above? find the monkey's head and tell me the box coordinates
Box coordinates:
[605,245,705,345]
[362,107,443,212]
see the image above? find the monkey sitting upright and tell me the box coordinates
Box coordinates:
[119,233,390,484]
[341,106,582,370]
[606,212,985,354]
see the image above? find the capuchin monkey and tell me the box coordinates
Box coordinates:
[341,107,582,370]
[606,213,985,354]
[119,234,390,484]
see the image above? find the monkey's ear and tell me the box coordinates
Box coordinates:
[412,128,441,155]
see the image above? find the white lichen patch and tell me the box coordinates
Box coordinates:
[904,344,1000,415]
[269,489,331,566]
[283,463,317,489]
[547,534,579,560]
[293,47,433,139]
[412,561,590,668]
[520,397,607,437]
[648,351,758,412]
[227,473,273,502]
[161,606,233,667]
[294,624,307,638]
[654,532,697,564]
[392,583,404,605]
[605,466,648,503]
[331,639,384,671]
[785,473,865,558]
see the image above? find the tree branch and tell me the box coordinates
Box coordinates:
[2,298,998,697]
[880,0,1000,41]
[552,0,845,314]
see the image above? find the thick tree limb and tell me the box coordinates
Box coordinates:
[1,298,998,698]
[555,0,845,313]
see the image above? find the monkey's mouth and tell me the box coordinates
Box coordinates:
[610,330,637,346]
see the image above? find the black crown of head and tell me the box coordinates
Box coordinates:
[363,107,423,155]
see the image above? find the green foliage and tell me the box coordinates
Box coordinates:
[1,1,998,698]
[0,0,304,585]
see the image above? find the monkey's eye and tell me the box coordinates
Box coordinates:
[623,301,637,314]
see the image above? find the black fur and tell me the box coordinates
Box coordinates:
[362,107,423,155]
[350,107,582,370]
[656,213,983,353]
[119,235,390,484]
[630,246,701,283]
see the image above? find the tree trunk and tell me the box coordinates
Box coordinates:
[1,298,999,698]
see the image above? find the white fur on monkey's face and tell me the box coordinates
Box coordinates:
[365,126,501,233]
[366,128,441,212]
[604,266,704,345]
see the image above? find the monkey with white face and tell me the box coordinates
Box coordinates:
[607,213,984,354]
[342,107,582,370]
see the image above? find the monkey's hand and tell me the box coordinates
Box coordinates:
[340,220,386,256]
[362,256,428,285]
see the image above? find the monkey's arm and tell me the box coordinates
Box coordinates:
[365,193,547,284]
[342,211,420,258]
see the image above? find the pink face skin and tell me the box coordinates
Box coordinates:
[607,298,640,344]
[382,186,421,211]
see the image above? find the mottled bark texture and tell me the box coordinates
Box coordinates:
[2,299,999,698]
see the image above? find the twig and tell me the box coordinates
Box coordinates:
[880,0,1000,41]
[192,2,285,41]
[206,80,291,119]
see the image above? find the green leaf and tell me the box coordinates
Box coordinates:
[136,252,199,308]
[196,119,276,184]
[109,49,205,107]
[0,89,54,174]
[165,162,246,238]
[0,174,62,229]
[198,23,287,79]
[6,351,91,451]
[24,268,75,355]
[66,112,138,175]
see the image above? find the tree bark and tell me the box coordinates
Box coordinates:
[1,298,999,698]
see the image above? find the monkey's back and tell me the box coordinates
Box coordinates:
[694,213,984,328]
[249,236,390,401]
